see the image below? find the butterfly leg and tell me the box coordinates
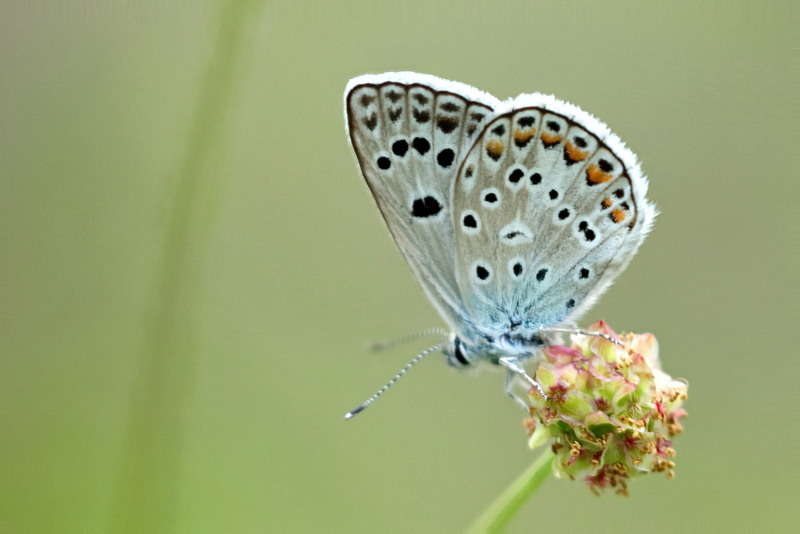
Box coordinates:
[504,370,531,411]
[539,326,623,346]
[499,357,547,401]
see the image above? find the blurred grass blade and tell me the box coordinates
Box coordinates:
[110,2,265,532]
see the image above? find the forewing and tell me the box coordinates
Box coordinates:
[452,95,656,333]
[345,72,500,327]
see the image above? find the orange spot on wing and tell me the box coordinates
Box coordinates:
[486,140,504,160]
[586,163,613,184]
[540,132,563,146]
[610,209,626,223]
[565,141,589,162]
[601,197,613,209]
[514,129,536,144]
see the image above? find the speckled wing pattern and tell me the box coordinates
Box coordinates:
[345,72,655,344]
[345,73,500,329]
[452,96,655,337]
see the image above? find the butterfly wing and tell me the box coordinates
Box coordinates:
[452,94,656,336]
[345,72,500,328]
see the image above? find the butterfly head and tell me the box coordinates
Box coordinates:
[445,334,473,368]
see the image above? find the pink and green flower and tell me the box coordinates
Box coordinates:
[525,321,688,495]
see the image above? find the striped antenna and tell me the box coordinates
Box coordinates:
[344,343,446,420]
[368,328,449,352]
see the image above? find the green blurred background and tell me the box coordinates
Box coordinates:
[1,2,797,532]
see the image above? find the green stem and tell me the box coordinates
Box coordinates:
[469,451,555,533]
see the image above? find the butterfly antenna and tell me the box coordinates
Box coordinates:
[344,342,447,420]
[368,328,449,352]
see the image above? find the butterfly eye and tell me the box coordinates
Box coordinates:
[453,339,469,366]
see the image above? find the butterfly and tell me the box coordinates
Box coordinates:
[343,72,655,419]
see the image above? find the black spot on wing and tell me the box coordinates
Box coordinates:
[386,90,402,103]
[392,139,408,157]
[517,116,535,128]
[412,109,430,123]
[508,168,524,184]
[413,94,429,105]
[359,94,374,107]
[411,196,442,218]
[437,148,455,168]
[412,137,430,155]
[437,115,459,134]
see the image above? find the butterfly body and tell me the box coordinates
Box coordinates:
[344,73,655,409]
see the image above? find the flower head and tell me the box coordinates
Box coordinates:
[525,321,688,495]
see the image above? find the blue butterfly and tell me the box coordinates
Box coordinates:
[344,72,655,418]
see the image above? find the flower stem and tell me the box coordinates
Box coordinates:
[469,451,554,533]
